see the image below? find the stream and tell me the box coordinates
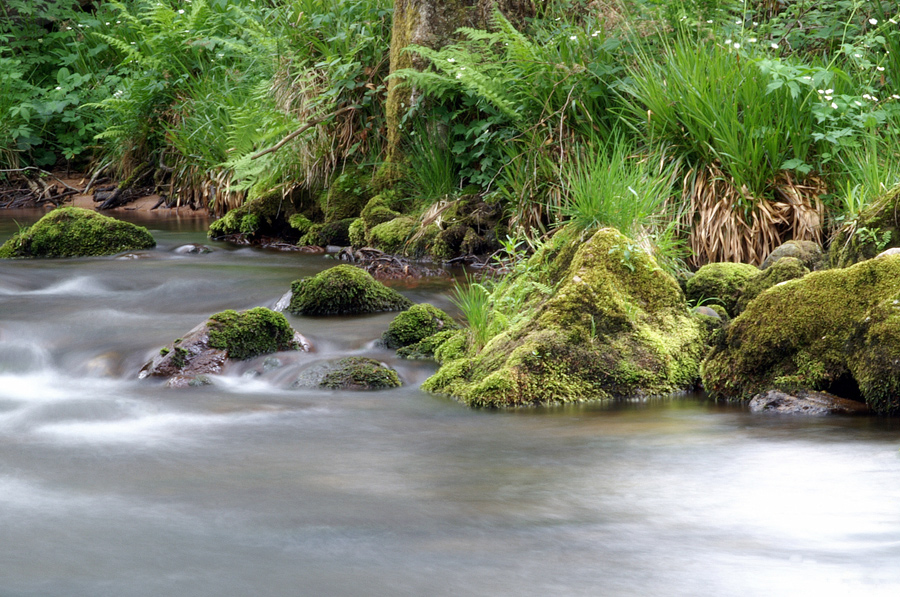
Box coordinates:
[1,211,900,597]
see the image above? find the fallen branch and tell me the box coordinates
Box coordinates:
[0,166,83,192]
[250,106,356,160]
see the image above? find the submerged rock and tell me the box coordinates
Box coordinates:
[702,254,900,414]
[0,206,155,258]
[140,307,307,384]
[422,228,705,407]
[383,304,459,349]
[749,390,868,415]
[288,264,412,316]
[292,357,401,390]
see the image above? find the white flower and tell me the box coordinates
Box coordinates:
[447,58,455,63]
[854,53,862,58]
[863,93,872,99]
[870,18,879,25]
[55,86,61,90]
[569,35,577,41]
[826,89,833,94]
[878,66,886,71]
[748,37,757,43]
[725,39,732,45]
[455,73,462,79]
[591,31,599,37]
[706,20,713,24]
[825,95,832,100]
[831,102,838,109]
[178,9,185,14]
[891,18,898,25]
[733,42,741,49]
[771,43,779,49]
[893,94,900,99]
[803,76,812,80]
[855,100,863,106]
[818,89,825,94]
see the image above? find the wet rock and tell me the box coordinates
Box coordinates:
[0,206,156,258]
[760,240,824,271]
[692,306,721,319]
[749,390,869,415]
[287,264,412,316]
[140,307,306,383]
[174,243,213,254]
[292,357,401,390]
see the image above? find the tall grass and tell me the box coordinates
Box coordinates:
[450,274,494,350]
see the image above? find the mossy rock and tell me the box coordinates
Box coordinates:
[208,192,297,239]
[322,167,371,223]
[140,307,304,382]
[761,240,824,271]
[396,329,459,359]
[319,357,402,390]
[422,228,705,407]
[0,207,155,259]
[684,262,760,317]
[348,217,367,247]
[360,193,402,228]
[288,264,413,316]
[207,307,300,360]
[830,186,900,268]
[289,213,313,235]
[734,257,810,315]
[701,254,900,414]
[299,219,354,247]
[367,217,418,254]
[383,304,459,349]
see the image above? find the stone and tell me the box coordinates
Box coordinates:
[383,303,459,349]
[684,262,760,317]
[287,264,412,316]
[749,390,869,415]
[292,357,402,390]
[760,239,824,271]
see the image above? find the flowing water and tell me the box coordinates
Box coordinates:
[1,211,900,597]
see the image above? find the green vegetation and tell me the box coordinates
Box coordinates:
[384,303,459,349]
[0,207,155,258]
[207,307,299,360]
[684,262,761,318]
[288,264,412,316]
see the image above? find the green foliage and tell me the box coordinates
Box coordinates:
[450,274,495,350]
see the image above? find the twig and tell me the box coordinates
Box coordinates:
[250,106,356,160]
[0,166,83,192]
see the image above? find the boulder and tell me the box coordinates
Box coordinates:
[0,207,155,258]
[140,307,307,383]
[830,186,900,268]
[734,256,809,315]
[702,254,900,414]
[292,357,401,390]
[760,240,824,271]
[422,228,705,407]
[287,264,412,316]
[749,390,869,415]
[684,262,759,317]
[383,303,459,349]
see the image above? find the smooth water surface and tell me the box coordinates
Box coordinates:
[1,212,899,597]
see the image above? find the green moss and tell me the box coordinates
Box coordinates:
[383,304,459,349]
[207,307,299,360]
[367,217,418,254]
[423,228,705,407]
[288,264,413,316]
[208,206,247,237]
[289,213,313,234]
[684,262,760,317]
[761,240,824,271]
[735,257,809,314]
[396,329,458,359]
[159,347,170,356]
[239,214,260,235]
[319,357,401,390]
[701,254,900,414]
[361,193,402,228]
[323,167,370,223]
[348,217,367,247]
[0,207,156,259]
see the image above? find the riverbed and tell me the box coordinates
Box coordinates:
[1,211,899,597]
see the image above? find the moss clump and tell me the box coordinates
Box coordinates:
[348,218,367,247]
[322,167,370,223]
[207,307,299,360]
[0,207,156,259]
[422,228,705,407]
[701,254,900,414]
[735,257,809,314]
[299,218,354,246]
[319,357,402,390]
[289,213,313,235]
[288,264,413,316]
[383,304,459,349]
[367,217,418,254]
[684,262,760,317]
[396,329,458,359]
[361,193,402,228]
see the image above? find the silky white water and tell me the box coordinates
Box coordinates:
[1,212,899,597]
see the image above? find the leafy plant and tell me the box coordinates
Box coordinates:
[450,273,494,350]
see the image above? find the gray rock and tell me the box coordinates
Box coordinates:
[761,240,824,271]
[174,244,213,254]
[692,306,721,319]
[749,389,869,415]
[876,247,900,259]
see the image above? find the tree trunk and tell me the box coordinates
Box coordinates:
[382,0,534,180]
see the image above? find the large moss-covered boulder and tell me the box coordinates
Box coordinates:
[684,262,760,317]
[140,307,306,385]
[422,228,705,407]
[830,186,900,268]
[702,254,900,414]
[383,303,459,348]
[288,264,413,316]
[0,207,155,258]
[734,257,810,315]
